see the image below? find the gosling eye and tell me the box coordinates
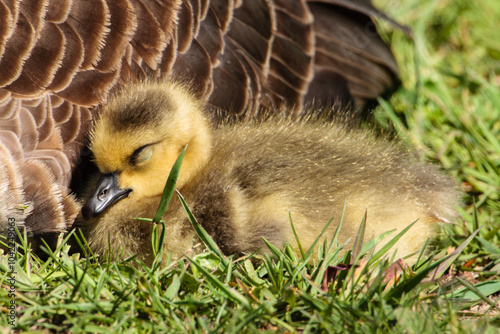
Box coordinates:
[130,144,154,166]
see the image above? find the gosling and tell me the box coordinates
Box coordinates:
[81,80,461,265]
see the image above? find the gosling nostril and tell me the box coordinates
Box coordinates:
[98,188,109,201]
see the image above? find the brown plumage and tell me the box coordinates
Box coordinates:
[0,0,401,245]
[80,80,460,265]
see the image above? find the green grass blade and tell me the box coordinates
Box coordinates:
[289,212,305,259]
[367,220,418,266]
[351,211,367,264]
[150,220,167,271]
[176,190,229,268]
[303,217,335,261]
[385,253,452,302]
[424,227,482,282]
[153,145,187,223]
[183,253,249,308]
[448,279,500,310]
[476,236,500,255]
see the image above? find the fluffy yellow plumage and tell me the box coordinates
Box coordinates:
[80,80,461,265]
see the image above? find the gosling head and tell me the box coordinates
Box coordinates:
[82,80,212,220]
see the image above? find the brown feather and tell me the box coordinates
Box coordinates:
[5,23,66,95]
[0,13,37,87]
[47,23,85,92]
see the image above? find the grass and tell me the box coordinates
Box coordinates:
[1,0,500,332]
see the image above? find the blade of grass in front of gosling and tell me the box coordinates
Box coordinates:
[261,239,290,287]
[164,261,191,300]
[423,226,482,283]
[330,199,346,251]
[93,269,113,303]
[385,230,483,302]
[13,223,29,252]
[288,211,304,258]
[309,202,349,285]
[412,238,430,269]
[12,227,37,278]
[237,259,266,286]
[356,268,386,310]
[183,252,250,309]
[176,190,230,268]
[150,220,166,272]
[281,244,302,284]
[312,239,349,288]
[359,230,395,256]
[262,237,284,260]
[153,145,187,223]
[384,253,458,303]
[140,276,170,315]
[351,210,367,264]
[107,273,141,314]
[367,219,418,266]
[297,201,346,276]
[71,228,95,260]
[63,249,99,291]
[289,212,305,259]
[298,289,329,312]
[38,230,79,273]
[302,216,335,262]
[68,261,92,302]
[262,238,325,294]
[18,226,32,273]
[150,220,159,257]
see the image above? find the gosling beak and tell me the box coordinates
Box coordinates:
[82,173,132,220]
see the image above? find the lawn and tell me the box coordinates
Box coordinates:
[1,0,499,332]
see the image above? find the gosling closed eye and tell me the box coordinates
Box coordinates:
[130,145,155,166]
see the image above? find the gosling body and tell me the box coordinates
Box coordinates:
[81,80,460,264]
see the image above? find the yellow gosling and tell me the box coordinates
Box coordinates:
[81,80,461,265]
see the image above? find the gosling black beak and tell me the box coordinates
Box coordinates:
[82,173,132,220]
